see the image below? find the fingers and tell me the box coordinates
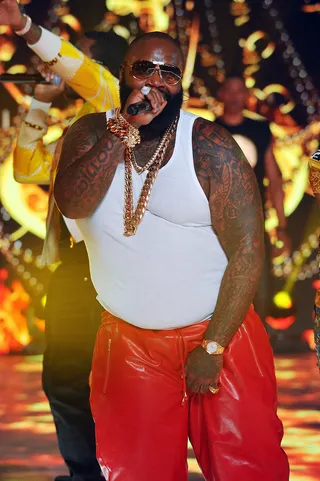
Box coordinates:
[186,375,220,395]
[37,64,55,83]
[200,383,210,394]
[146,88,167,114]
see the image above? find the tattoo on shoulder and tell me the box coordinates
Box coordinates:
[192,117,263,241]
[57,113,105,174]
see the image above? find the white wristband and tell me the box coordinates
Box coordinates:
[15,15,32,36]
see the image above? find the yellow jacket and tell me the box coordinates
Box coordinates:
[13,27,120,264]
[14,26,120,184]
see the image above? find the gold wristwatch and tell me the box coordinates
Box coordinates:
[201,340,225,355]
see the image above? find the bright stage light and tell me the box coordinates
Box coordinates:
[273,291,293,309]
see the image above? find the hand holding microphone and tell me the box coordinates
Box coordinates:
[123,86,168,127]
[127,86,155,115]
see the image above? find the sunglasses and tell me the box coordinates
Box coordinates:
[125,60,182,86]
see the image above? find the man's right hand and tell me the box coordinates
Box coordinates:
[0,0,26,30]
[122,87,167,129]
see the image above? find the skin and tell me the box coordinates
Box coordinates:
[54,37,265,395]
[219,77,291,254]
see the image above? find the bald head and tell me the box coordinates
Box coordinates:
[219,76,248,115]
[125,32,184,70]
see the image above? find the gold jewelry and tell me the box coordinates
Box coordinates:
[23,120,43,131]
[107,113,141,149]
[309,161,320,194]
[131,133,170,174]
[209,385,220,395]
[201,340,225,355]
[123,117,177,236]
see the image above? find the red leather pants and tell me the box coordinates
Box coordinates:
[90,308,289,481]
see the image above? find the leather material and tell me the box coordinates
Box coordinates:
[90,308,289,481]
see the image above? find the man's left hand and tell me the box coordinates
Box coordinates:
[185,346,223,394]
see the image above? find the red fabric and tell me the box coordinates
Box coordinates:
[90,309,289,481]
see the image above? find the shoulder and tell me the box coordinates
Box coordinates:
[65,112,107,141]
[192,116,245,160]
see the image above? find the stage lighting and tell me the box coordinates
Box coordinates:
[273,291,293,309]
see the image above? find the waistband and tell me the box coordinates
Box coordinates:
[101,310,210,337]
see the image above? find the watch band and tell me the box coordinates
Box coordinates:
[201,339,225,355]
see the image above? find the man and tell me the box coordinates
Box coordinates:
[309,151,320,369]
[7,14,126,481]
[215,75,291,324]
[54,32,289,481]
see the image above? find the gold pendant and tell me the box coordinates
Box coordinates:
[124,219,138,237]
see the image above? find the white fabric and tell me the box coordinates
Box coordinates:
[76,110,228,329]
[28,27,61,62]
[63,216,83,243]
[29,98,52,114]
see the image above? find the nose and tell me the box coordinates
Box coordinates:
[147,65,164,87]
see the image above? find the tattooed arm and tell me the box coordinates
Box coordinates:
[185,119,264,394]
[54,112,125,219]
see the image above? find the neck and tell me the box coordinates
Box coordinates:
[221,111,244,126]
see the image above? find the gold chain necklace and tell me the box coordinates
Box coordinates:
[131,133,168,174]
[123,117,178,237]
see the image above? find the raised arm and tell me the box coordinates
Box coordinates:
[0,0,120,112]
[54,113,125,219]
[14,82,66,184]
[185,119,265,393]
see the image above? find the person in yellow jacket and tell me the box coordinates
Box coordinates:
[0,1,127,477]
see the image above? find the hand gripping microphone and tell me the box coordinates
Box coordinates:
[127,87,168,116]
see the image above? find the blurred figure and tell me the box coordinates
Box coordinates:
[215,75,291,325]
[12,25,127,481]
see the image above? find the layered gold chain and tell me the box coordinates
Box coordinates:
[124,117,178,236]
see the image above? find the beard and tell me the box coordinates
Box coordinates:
[120,80,183,140]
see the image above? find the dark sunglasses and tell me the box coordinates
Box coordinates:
[125,60,182,86]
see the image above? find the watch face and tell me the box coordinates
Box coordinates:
[206,341,218,354]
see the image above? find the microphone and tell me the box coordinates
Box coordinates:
[127,100,152,116]
[0,73,61,85]
[127,90,169,116]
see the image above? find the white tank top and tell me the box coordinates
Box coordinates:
[77,110,228,329]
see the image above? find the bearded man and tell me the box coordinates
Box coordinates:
[54,32,289,481]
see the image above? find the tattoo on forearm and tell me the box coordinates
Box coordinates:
[54,113,124,218]
[193,119,265,345]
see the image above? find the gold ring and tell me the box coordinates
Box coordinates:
[209,385,219,395]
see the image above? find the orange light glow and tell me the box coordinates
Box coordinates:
[266,315,296,330]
